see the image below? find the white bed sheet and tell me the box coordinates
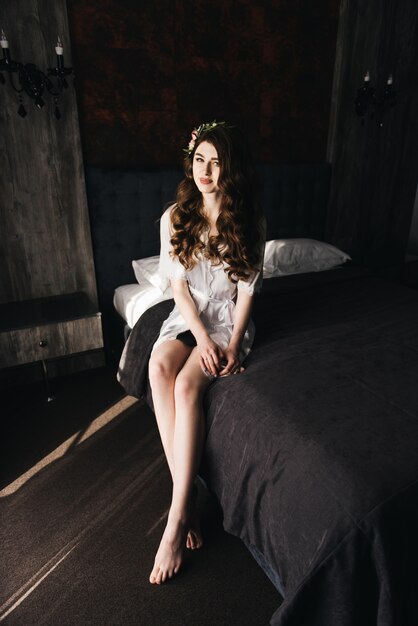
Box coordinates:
[113,283,173,329]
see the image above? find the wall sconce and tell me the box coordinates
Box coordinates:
[355,71,397,127]
[0,29,74,119]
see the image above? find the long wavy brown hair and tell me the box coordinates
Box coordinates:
[169,124,264,284]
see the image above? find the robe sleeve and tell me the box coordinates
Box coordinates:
[158,205,188,283]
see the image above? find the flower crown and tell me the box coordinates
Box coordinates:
[183,120,233,157]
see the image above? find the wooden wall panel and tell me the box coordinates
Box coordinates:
[326,0,418,266]
[66,0,340,167]
[0,0,99,306]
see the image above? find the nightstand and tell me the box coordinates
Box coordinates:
[0,292,103,399]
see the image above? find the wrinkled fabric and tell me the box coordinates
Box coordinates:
[118,265,418,626]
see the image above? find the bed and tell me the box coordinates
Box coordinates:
[88,163,418,625]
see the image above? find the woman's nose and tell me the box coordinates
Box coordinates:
[205,162,212,175]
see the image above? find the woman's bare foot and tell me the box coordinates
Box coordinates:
[186,486,203,550]
[149,511,188,584]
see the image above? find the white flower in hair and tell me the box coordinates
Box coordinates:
[183,120,233,157]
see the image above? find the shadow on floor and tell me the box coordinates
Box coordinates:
[1,365,281,625]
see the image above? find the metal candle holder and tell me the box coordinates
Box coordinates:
[0,30,74,119]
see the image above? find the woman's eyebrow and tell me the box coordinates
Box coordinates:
[195,152,219,160]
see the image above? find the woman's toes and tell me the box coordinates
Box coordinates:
[149,515,187,584]
[187,530,198,549]
[149,566,159,584]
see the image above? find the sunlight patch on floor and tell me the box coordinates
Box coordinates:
[0,452,165,622]
[0,543,78,622]
[146,507,170,536]
[0,395,138,498]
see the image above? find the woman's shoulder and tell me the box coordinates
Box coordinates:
[162,203,177,219]
[160,203,178,230]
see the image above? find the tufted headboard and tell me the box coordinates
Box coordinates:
[85,163,331,359]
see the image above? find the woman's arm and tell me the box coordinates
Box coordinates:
[219,289,254,376]
[171,278,225,376]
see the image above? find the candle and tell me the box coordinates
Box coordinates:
[55,36,63,55]
[55,36,64,70]
[1,28,11,63]
[1,29,9,48]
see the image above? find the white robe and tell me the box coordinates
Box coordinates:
[151,205,266,362]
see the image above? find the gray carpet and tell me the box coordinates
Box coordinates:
[1,367,280,625]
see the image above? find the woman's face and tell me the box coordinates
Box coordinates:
[192,141,220,194]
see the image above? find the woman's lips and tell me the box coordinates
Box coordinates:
[199,178,212,184]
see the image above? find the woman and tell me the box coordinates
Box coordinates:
[148,121,266,585]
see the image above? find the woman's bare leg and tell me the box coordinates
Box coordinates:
[148,340,203,550]
[149,339,191,471]
[149,348,210,584]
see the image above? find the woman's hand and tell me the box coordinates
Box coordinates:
[197,334,225,377]
[218,345,245,377]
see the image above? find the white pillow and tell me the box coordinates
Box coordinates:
[263,238,351,278]
[133,240,351,290]
[114,283,173,328]
[132,256,169,293]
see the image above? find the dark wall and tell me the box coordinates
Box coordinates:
[326,0,418,266]
[67,0,340,167]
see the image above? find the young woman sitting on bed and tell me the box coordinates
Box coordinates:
[148,121,266,585]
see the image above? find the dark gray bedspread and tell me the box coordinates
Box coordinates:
[118,266,418,626]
